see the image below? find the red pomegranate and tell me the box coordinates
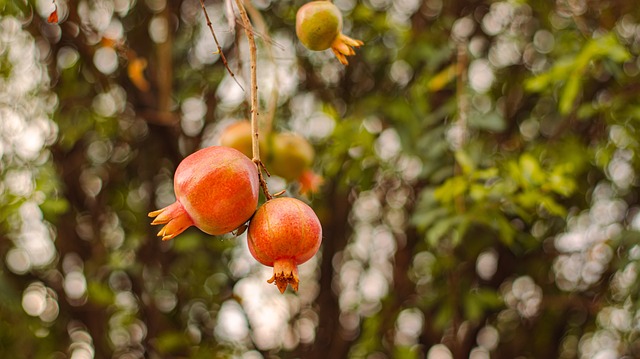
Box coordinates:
[296,1,364,65]
[149,146,259,240]
[247,197,322,293]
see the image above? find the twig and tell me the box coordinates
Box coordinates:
[234,0,273,200]
[243,0,279,135]
[233,19,286,51]
[199,0,245,92]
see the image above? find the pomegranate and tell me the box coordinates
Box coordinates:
[149,146,260,240]
[269,132,315,182]
[247,197,322,293]
[296,1,364,65]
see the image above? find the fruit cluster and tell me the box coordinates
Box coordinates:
[149,146,322,293]
[149,0,362,293]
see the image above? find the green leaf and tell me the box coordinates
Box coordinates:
[468,112,506,132]
[519,154,545,186]
[411,207,450,232]
[454,150,475,174]
[434,177,468,204]
[524,59,574,92]
[539,196,567,217]
[426,215,462,246]
[394,346,420,359]
[88,281,115,306]
[156,332,190,354]
[559,74,580,115]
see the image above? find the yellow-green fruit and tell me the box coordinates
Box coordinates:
[296,1,342,51]
[220,121,268,159]
[269,132,315,181]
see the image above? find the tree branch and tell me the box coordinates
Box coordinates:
[234,0,272,200]
[199,0,245,91]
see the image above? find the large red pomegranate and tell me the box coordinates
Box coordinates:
[247,197,322,293]
[149,146,260,240]
[295,1,364,65]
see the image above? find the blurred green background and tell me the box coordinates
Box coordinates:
[1,0,640,357]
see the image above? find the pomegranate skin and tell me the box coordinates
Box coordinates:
[269,132,315,182]
[220,121,254,159]
[149,146,259,240]
[295,1,364,65]
[296,1,342,51]
[219,120,270,160]
[247,197,322,293]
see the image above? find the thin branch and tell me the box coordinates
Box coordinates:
[199,0,244,92]
[233,19,286,51]
[234,0,273,200]
[243,0,279,135]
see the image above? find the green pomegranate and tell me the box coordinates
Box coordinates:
[268,132,315,182]
[296,1,364,65]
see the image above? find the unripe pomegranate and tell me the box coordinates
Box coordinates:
[149,146,260,240]
[219,120,269,159]
[220,121,253,158]
[269,132,315,182]
[247,197,322,293]
[296,1,364,65]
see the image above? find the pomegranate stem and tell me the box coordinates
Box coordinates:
[235,0,273,201]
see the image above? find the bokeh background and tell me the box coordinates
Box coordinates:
[2,0,640,357]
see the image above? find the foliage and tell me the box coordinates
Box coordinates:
[1,0,640,358]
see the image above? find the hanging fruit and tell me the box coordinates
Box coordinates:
[149,146,260,240]
[296,0,364,65]
[247,197,322,293]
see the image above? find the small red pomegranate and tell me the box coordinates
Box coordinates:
[296,1,364,65]
[247,197,322,293]
[149,146,260,240]
[219,120,269,159]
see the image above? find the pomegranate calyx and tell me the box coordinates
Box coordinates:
[148,201,195,241]
[267,258,300,293]
[232,223,248,237]
[331,33,364,65]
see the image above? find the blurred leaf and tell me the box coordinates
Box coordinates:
[468,112,506,132]
[434,177,467,204]
[88,281,115,306]
[394,345,420,359]
[156,332,190,354]
[427,215,462,246]
[464,289,503,321]
[427,64,457,92]
[454,150,475,174]
[559,74,580,115]
[411,207,449,232]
